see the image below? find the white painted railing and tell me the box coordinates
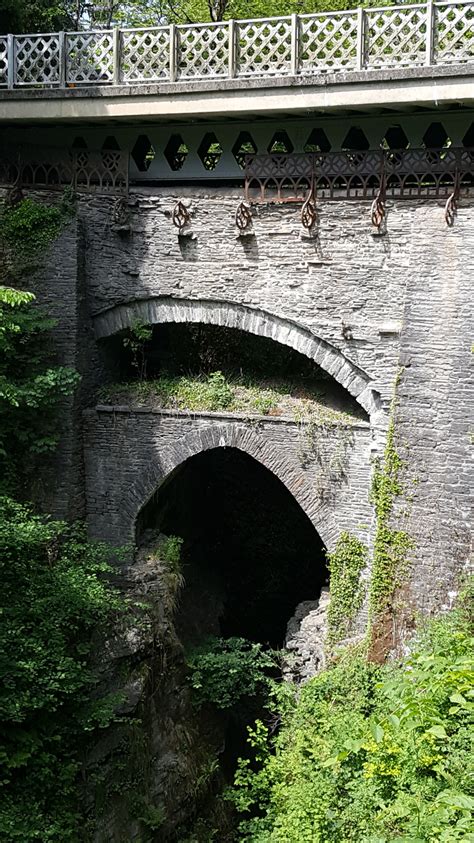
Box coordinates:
[0,1,472,88]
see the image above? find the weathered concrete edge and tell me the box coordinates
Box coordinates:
[1,62,472,101]
[1,66,473,121]
[90,404,371,429]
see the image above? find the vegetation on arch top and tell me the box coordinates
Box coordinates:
[0,0,367,32]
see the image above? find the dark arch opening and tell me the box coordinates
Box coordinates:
[99,322,368,423]
[137,447,328,648]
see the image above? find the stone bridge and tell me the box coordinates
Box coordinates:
[1,2,472,620]
[84,407,373,551]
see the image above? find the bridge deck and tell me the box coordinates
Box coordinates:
[0,2,473,121]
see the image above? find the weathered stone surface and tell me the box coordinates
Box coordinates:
[13,186,473,617]
[83,408,373,553]
[283,588,331,683]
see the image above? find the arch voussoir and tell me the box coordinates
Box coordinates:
[121,422,338,549]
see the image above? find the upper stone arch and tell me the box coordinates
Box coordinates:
[122,422,340,550]
[94,296,379,417]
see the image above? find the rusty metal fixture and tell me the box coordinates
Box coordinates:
[112,196,130,226]
[371,173,386,229]
[245,148,474,204]
[172,200,191,232]
[235,200,252,231]
[5,184,24,206]
[301,189,317,231]
[0,143,128,195]
[445,171,460,226]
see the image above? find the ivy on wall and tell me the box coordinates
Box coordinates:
[368,374,413,660]
[0,191,76,279]
[326,532,368,646]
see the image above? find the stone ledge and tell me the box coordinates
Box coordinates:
[89,404,371,429]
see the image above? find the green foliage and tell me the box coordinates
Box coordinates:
[0,285,80,490]
[369,412,412,628]
[1,198,62,252]
[122,320,153,381]
[326,532,368,645]
[0,496,123,841]
[160,534,184,570]
[0,195,80,491]
[229,587,474,842]
[100,371,361,425]
[187,637,277,710]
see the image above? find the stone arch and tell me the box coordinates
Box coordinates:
[122,422,340,549]
[94,296,379,417]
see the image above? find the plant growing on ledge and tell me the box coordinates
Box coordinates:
[122,320,153,381]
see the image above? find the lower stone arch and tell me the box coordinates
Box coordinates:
[94,296,379,417]
[122,423,340,550]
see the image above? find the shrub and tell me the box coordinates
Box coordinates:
[0,496,123,841]
[230,584,474,842]
[187,637,277,710]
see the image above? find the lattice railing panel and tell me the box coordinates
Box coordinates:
[66,31,114,84]
[365,6,427,67]
[300,12,358,72]
[0,37,7,85]
[14,34,61,84]
[237,18,292,76]
[245,148,474,201]
[121,28,170,82]
[1,2,474,88]
[0,144,128,194]
[177,23,229,78]
[435,1,474,63]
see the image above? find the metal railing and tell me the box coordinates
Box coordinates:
[0,1,472,89]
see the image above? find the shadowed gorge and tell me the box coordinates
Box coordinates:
[138,447,328,648]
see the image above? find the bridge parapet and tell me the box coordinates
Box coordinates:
[1,2,473,91]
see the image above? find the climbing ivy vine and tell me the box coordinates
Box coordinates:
[326,532,368,646]
[368,374,413,657]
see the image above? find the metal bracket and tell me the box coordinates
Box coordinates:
[172,200,192,233]
[301,188,317,232]
[371,168,386,230]
[235,200,253,234]
[445,170,460,226]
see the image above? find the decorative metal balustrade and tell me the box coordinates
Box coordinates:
[244,147,474,202]
[0,1,473,89]
[0,144,128,193]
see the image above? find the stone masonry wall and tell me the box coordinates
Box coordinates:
[393,213,473,614]
[83,407,373,553]
[84,187,412,409]
[19,187,473,614]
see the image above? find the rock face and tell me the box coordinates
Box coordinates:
[89,533,228,843]
[283,588,330,684]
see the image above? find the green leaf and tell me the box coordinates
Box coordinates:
[370,722,384,743]
[426,725,448,739]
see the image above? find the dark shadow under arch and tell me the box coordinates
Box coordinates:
[94,296,380,417]
[138,446,328,647]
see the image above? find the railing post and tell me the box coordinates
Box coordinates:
[291,13,299,76]
[58,31,66,87]
[425,0,435,66]
[169,23,177,82]
[356,6,366,70]
[228,19,236,77]
[7,34,14,89]
[112,27,121,85]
